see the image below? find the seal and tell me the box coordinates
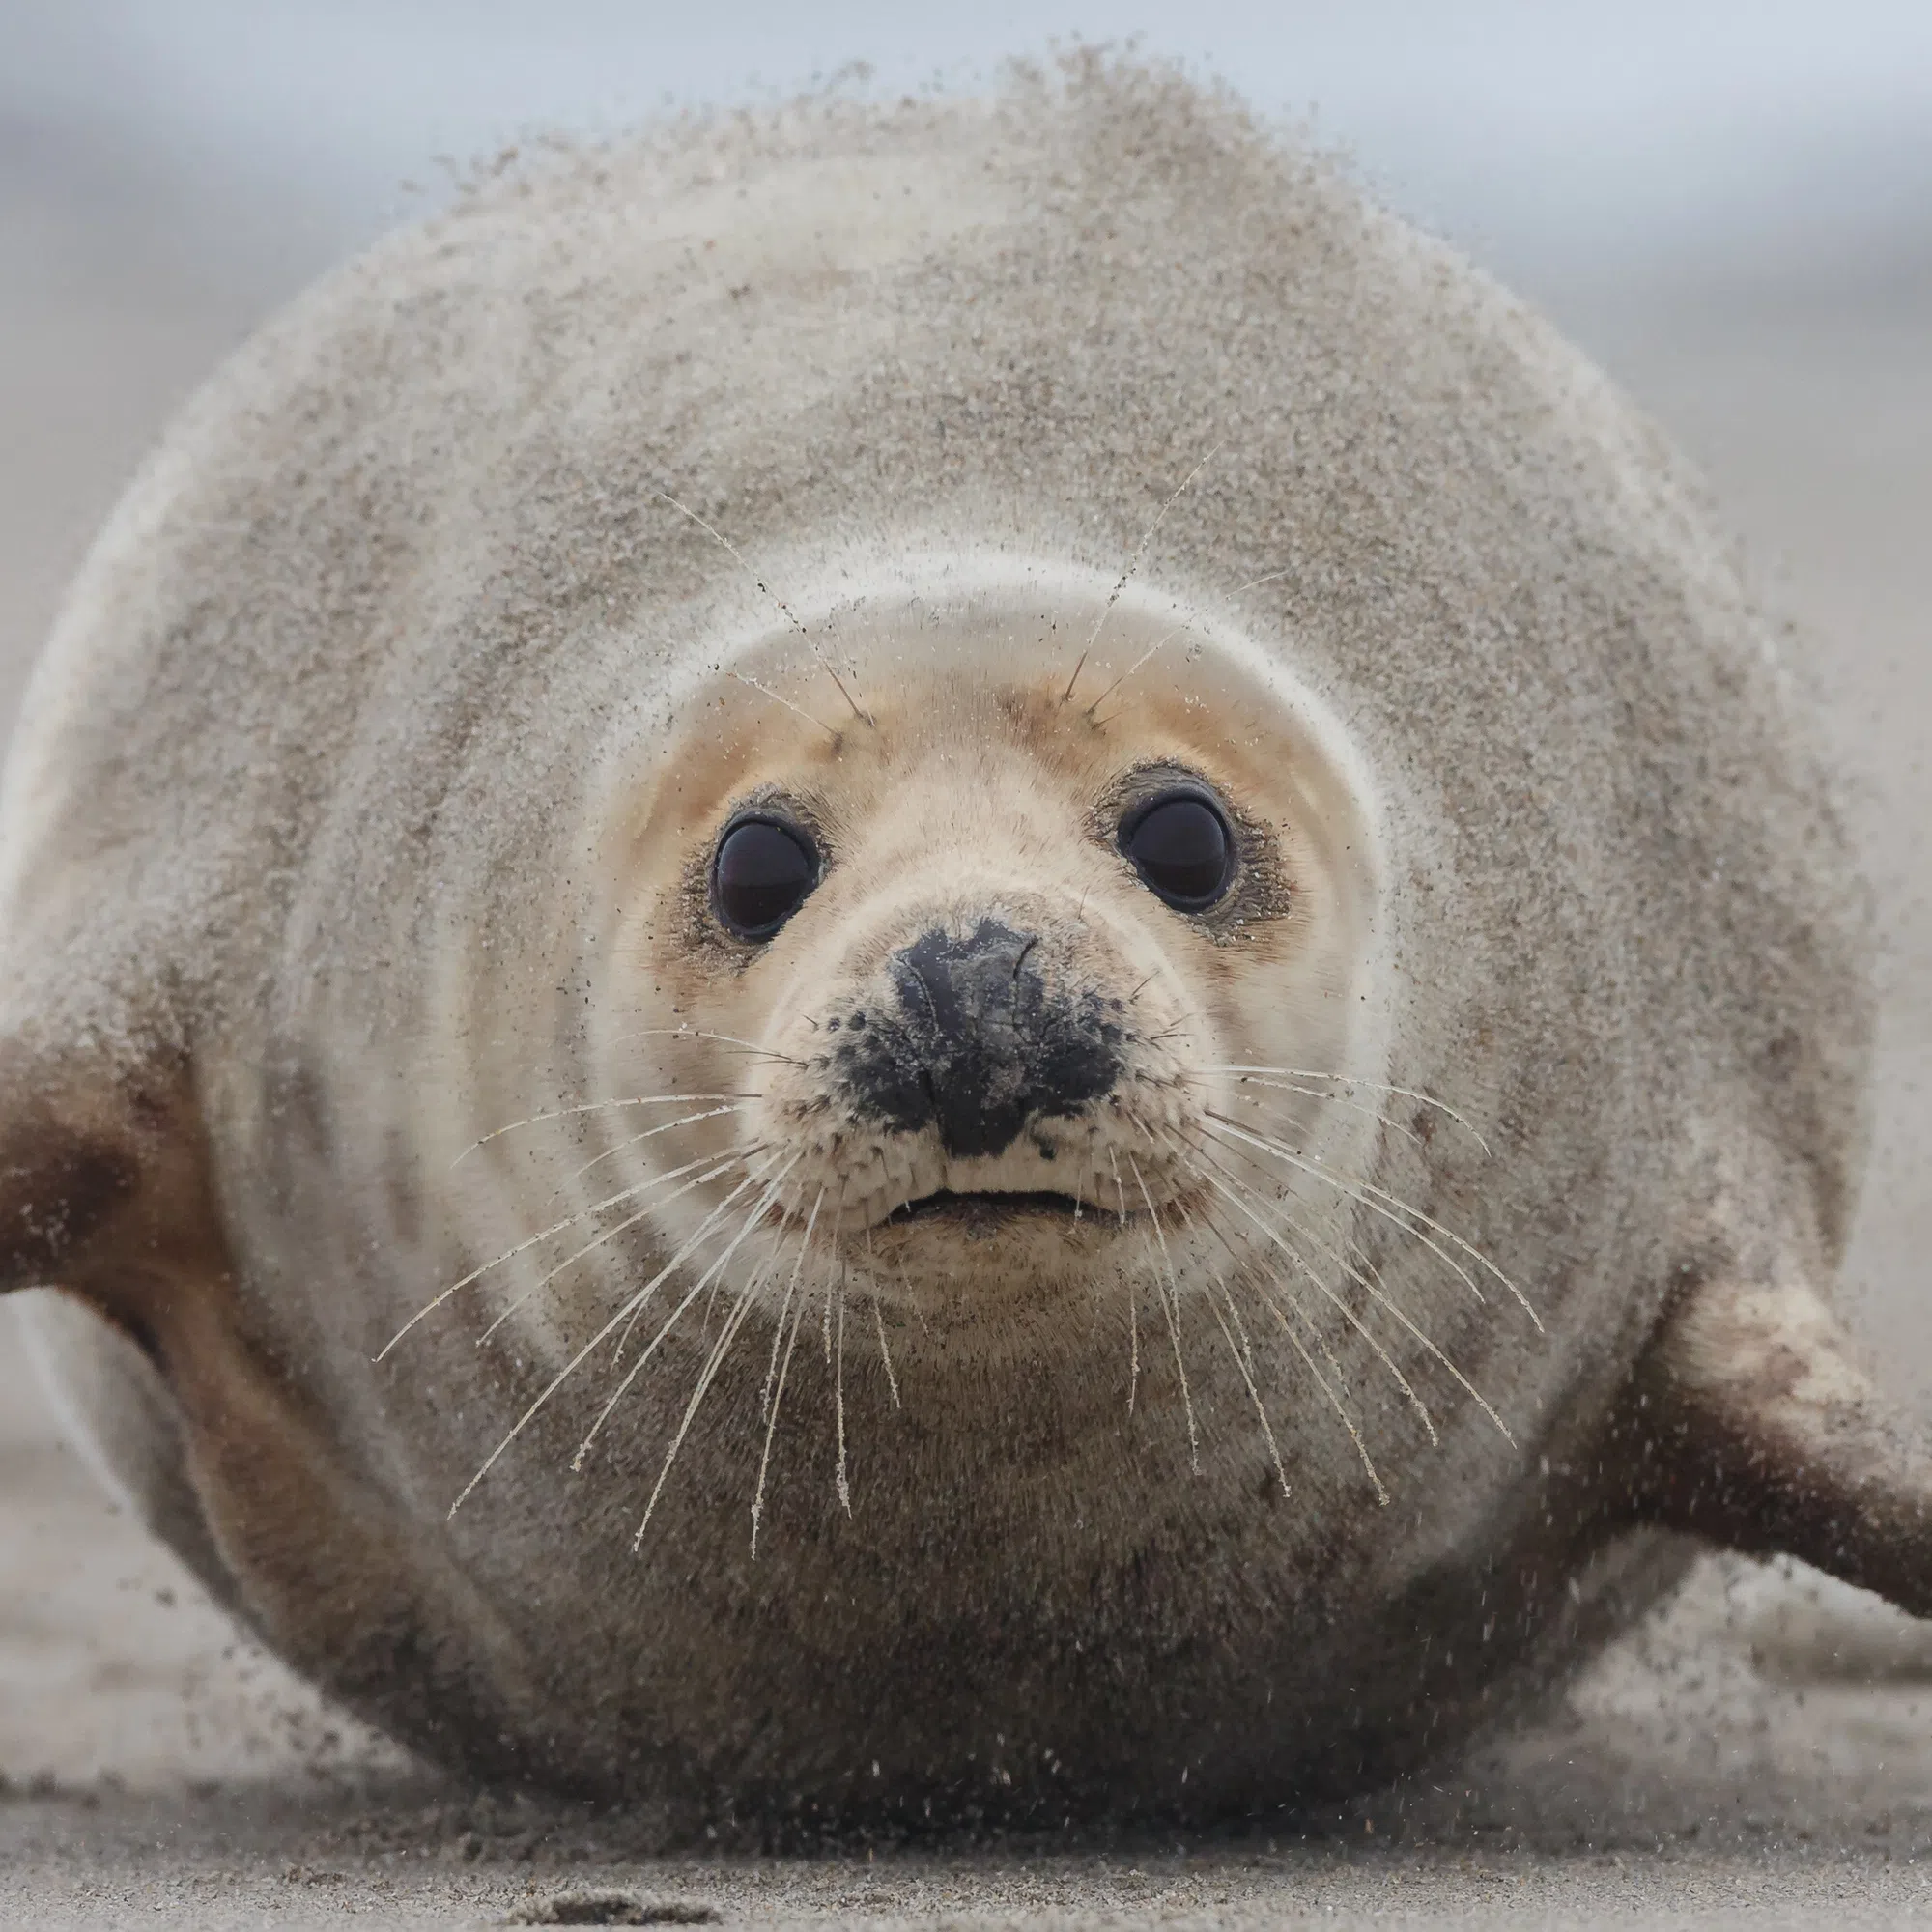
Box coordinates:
[3,60,1924,1825]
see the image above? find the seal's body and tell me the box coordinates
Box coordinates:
[4,68,1924,1824]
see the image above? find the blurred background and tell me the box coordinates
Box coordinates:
[2,0,1929,1794]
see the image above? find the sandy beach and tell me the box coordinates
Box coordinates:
[4,122,1932,1927]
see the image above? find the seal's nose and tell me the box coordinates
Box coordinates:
[838,917,1122,1158]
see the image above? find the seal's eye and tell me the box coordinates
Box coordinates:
[1121,791,1235,913]
[711,815,818,939]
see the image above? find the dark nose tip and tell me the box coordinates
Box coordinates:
[844,917,1122,1159]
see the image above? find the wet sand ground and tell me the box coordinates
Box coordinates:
[3,157,1931,1926]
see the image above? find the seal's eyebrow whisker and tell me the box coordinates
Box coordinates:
[1078,558,1299,723]
[656,490,876,727]
[727,669,840,742]
[445,1154,776,1517]
[1065,440,1223,708]
[377,1140,762,1359]
[1198,1066,1491,1157]
[453,1091,757,1166]
[1083,619,1193,724]
[1192,1121,1514,1447]
[1203,1108,1538,1328]
[752,1187,825,1558]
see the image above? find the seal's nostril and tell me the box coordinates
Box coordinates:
[837,918,1124,1159]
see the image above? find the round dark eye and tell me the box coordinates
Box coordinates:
[711,815,818,939]
[1121,791,1235,912]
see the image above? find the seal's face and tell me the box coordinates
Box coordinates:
[599,576,1384,1340]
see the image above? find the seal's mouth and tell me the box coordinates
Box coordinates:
[883,1189,1094,1229]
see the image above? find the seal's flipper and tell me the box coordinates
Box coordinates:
[0,1043,229,1351]
[0,1038,253,1609]
[1630,1270,1932,1617]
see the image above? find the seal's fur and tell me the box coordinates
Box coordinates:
[3,62,1918,1826]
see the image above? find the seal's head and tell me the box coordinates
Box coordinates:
[605,564,1381,1342]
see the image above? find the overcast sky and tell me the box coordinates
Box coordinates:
[8,0,1932,285]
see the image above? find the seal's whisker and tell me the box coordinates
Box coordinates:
[379,1141,760,1360]
[834,1270,851,1515]
[861,1225,902,1410]
[1204,1109,1539,1328]
[607,1025,805,1067]
[821,1219,840,1367]
[870,1287,900,1410]
[1128,1154,1198,1471]
[482,1148,769,1349]
[610,1157,786,1363]
[1166,1182,1384,1497]
[692,1168,781,1345]
[752,1188,825,1556]
[760,1191,821,1421]
[1202,1111,1489,1310]
[1198,1067,1491,1156]
[625,1167,803,1545]
[446,1154,777,1518]
[1196,1122,1514,1446]
[561,1103,751,1189]
[1253,1180,1513,1448]
[1207,1077,1424,1151]
[1206,1266,1292,1499]
[1240,1260,1388,1505]
[1327,1227,1515,1446]
[590,1208,786,1485]
[1112,1142,1139,1410]
[633,1268,765,1552]
[453,1092,752,1166]
[1221,1252,1258,1376]
[580,1159,802,1468]
[1169,1125,1436,1454]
